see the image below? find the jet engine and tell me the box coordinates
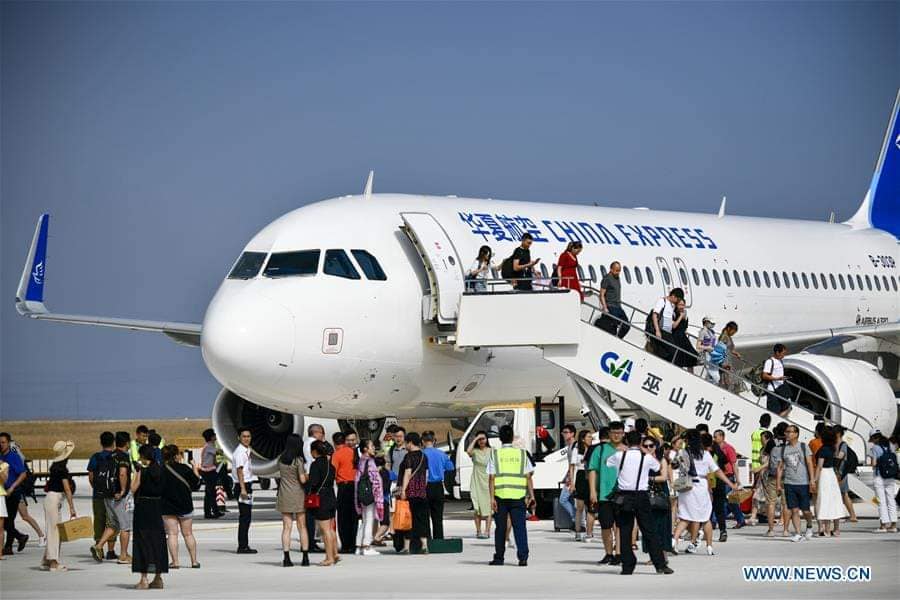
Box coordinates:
[783,353,897,439]
[212,388,306,477]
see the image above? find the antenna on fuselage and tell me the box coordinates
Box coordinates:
[717,195,727,218]
[363,170,374,200]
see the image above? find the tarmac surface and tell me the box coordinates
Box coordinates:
[1,491,897,599]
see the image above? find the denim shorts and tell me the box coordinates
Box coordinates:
[784,484,811,511]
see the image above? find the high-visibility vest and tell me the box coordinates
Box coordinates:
[751,428,765,469]
[492,447,528,500]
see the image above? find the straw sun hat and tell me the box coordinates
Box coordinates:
[51,440,75,463]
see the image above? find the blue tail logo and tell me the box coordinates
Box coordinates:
[32,261,44,286]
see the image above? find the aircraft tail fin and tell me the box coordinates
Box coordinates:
[846,89,900,238]
[15,213,50,314]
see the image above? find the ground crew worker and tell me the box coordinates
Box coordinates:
[487,424,534,567]
[751,414,772,479]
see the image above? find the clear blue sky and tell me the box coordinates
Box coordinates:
[2,1,898,420]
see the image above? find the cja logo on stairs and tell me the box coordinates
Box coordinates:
[600,351,633,383]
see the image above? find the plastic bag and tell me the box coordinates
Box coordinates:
[392,499,412,532]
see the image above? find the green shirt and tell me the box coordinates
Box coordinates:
[587,442,618,501]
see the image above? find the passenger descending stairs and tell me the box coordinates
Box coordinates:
[454,290,877,501]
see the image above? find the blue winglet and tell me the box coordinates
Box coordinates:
[25,214,49,302]
[869,91,900,238]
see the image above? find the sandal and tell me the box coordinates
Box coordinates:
[135,582,149,590]
[49,564,68,572]
[168,563,180,569]
[318,560,335,567]
[191,563,201,569]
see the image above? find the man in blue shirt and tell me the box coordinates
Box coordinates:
[422,431,455,539]
[87,431,118,560]
[1,432,29,555]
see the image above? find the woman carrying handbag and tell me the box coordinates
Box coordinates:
[306,441,338,566]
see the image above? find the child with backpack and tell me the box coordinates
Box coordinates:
[868,431,898,533]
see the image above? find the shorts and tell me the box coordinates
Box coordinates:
[839,476,849,495]
[784,484,811,511]
[763,474,779,503]
[105,495,133,532]
[595,500,616,529]
[0,498,7,518]
[165,511,194,520]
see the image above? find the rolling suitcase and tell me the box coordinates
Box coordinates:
[553,493,575,532]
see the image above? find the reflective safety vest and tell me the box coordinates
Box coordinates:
[492,447,528,500]
[751,428,765,469]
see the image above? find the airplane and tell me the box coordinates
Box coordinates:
[15,92,900,476]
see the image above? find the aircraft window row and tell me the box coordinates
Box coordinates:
[571,261,898,294]
[229,249,388,280]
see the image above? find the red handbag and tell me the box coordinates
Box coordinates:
[304,461,329,509]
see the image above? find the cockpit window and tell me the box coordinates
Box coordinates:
[264,250,320,277]
[351,250,387,281]
[228,251,267,280]
[324,249,360,280]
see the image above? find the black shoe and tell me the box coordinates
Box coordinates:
[719,531,727,543]
[620,569,634,575]
[105,551,118,561]
[656,566,675,575]
[518,560,528,567]
[283,557,294,567]
[598,554,612,565]
[236,547,258,554]
[609,555,621,566]
[301,552,310,567]
[16,535,28,552]
[488,559,504,566]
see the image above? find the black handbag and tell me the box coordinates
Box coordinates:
[611,450,645,508]
[357,458,375,506]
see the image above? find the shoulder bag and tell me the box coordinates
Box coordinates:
[673,451,696,493]
[357,458,375,506]
[304,460,330,510]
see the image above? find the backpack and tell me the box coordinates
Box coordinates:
[875,447,899,479]
[93,452,119,498]
[837,442,859,478]
[357,459,375,506]
[709,341,728,365]
[500,256,515,281]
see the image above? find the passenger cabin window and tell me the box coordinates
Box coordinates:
[264,250,320,278]
[702,269,711,286]
[874,276,881,291]
[588,265,597,283]
[601,265,608,278]
[892,276,898,291]
[624,266,632,284]
[721,270,730,286]
[773,272,780,288]
[811,273,818,289]
[753,271,762,287]
[635,267,643,284]
[847,275,855,290]
[228,251,267,280]
[712,270,721,286]
[323,249,360,280]
[645,267,654,285]
[838,274,846,290]
[678,268,688,286]
[733,269,741,287]
[856,274,863,290]
[829,274,837,290]
[540,263,549,279]
[763,271,771,288]
[792,272,800,288]
[819,274,827,289]
[577,265,585,281]
[351,250,387,281]
[865,275,872,291]
[802,273,809,288]
[662,267,671,286]
[692,268,700,286]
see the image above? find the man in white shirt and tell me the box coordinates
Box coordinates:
[651,288,684,362]
[763,344,792,417]
[233,428,257,554]
[605,431,673,575]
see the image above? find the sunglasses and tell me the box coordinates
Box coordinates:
[642,444,656,449]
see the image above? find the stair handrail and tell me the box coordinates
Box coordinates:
[576,284,875,437]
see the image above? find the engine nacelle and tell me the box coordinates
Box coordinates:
[783,353,897,441]
[212,388,305,477]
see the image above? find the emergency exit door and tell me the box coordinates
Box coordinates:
[400,212,465,325]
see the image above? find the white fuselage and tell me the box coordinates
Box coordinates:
[200,194,899,418]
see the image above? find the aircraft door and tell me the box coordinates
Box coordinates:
[400,212,465,325]
[672,257,693,307]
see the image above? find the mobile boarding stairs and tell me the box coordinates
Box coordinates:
[453,285,878,501]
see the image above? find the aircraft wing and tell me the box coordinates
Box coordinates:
[15,214,202,348]
[734,321,900,354]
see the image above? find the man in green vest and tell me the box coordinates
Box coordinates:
[487,425,535,567]
[129,425,150,465]
[751,413,772,474]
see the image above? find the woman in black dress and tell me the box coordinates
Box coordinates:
[132,444,168,589]
[672,299,699,369]
[306,441,338,566]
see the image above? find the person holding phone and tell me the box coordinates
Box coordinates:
[511,234,540,291]
[487,425,535,567]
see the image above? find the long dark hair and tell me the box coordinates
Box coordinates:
[280,433,303,465]
[576,430,590,454]
[476,245,492,266]
[685,429,703,460]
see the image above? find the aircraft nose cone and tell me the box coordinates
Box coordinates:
[201,286,295,394]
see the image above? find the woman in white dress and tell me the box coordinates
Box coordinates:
[466,246,494,293]
[672,430,737,555]
[814,428,848,536]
